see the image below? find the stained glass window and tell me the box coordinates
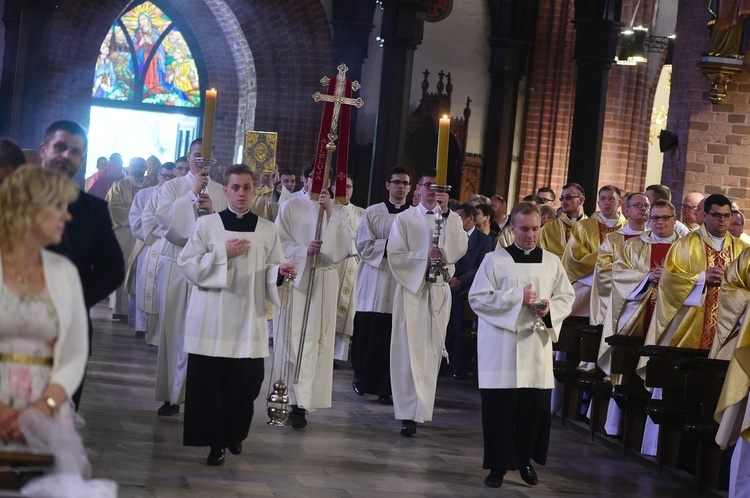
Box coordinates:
[92,1,201,108]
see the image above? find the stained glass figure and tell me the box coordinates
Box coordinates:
[92,1,200,108]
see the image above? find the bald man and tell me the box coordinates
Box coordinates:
[681,192,704,230]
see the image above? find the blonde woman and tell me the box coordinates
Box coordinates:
[0,165,88,450]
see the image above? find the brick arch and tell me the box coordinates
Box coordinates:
[43,0,332,170]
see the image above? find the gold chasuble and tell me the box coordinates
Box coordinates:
[714,311,750,449]
[563,213,627,283]
[495,223,514,249]
[540,213,587,259]
[598,232,676,376]
[644,226,747,352]
[590,227,640,326]
[710,247,750,360]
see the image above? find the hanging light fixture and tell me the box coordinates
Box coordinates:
[616,30,637,66]
[629,26,648,63]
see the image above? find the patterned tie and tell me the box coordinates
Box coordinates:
[426,211,434,214]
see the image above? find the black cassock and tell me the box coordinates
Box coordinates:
[183,209,265,449]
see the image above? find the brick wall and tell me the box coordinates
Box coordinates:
[663,0,750,220]
[42,0,332,172]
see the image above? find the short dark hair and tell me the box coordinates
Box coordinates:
[0,138,25,171]
[537,187,555,198]
[562,182,585,197]
[447,199,461,212]
[189,138,203,151]
[161,162,175,171]
[476,203,494,221]
[704,193,732,213]
[418,169,438,184]
[302,159,315,178]
[224,163,255,184]
[646,184,671,202]
[599,185,622,198]
[388,166,410,180]
[491,194,507,205]
[279,168,295,177]
[510,201,541,225]
[42,120,88,151]
[175,156,188,164]
[652,199,675,214]
[523,194,545,205]
[457,203,477,219]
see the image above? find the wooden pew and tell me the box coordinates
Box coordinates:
[577,325,610,440]
[640,345,709,472]
[0,452,54,490]
[553,317,588,425]
[607,334,649,455]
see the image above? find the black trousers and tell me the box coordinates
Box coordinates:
[480,388,552,472]
[351,311,392,397]
[183,354,264,448]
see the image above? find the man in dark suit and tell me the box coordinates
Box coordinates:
[41,120,125,408]
[449,204,493,380]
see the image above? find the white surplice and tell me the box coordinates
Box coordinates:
[153,173,227,405]
[273,195,351,411]
[333,202,365,360]
[388,206,467,423]
[129,186,159,341]
[468,247,574,389]
[178,213,282,358]
[355,202,402,314]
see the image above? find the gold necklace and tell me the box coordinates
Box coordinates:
[3,255,40,289]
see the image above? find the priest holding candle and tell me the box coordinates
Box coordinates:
[388,128,467,436]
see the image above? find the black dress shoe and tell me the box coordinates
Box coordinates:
[519,464,538,485]
[227,441,242,455]
[287,405,307,429]
[207,447,225,466]
[134,330,146,339]
[484,469,504,488]
[157,402,179,416]
[377,395,393,405]
[400,420,417,436]
[352,380,363,395]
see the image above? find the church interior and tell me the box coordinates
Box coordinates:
[1,0,749,495]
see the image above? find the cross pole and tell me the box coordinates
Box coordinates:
[294,64,363,383]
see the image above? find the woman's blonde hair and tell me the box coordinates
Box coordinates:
[0,164,77,252]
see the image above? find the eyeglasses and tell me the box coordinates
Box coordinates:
[418,182,435,189]
[559,195,582,202]
[540,198,555,204]
[388,180,411,186]
[628,203,651,210]
[681,204,698,210]
[649,215,674,222]
[707,212,732,220]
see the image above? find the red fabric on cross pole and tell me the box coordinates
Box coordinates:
[311,78,336,199]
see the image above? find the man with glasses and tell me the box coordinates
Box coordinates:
[352,167,411,404]
[388,169,467,436]
[645,184,690,236]
[537,187,556,207]
[599,199,678,450]
[637,194,748,366]
[680,192,704,230]
[129,161,176,342]
[563,185,626,319]
[332,175,365,365]
[540,182,587,260]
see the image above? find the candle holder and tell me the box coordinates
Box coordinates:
[195,157,217,217]
[426,184,452,284]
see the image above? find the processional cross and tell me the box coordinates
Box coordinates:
[294,64,363,382]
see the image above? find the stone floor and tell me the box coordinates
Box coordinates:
[75,303,722,497]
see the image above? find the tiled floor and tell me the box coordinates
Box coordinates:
[78,304,720,497]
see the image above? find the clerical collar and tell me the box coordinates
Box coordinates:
[566,213,584,222]
[228,206,251,219]
[708,232,725,250]
[386,200,407,214]
[219,208,258,232]
[650,232,676,243]
[600,213,619,227]
[505,243,543,263]
[622,224,644,235]
[466,226,476,237]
